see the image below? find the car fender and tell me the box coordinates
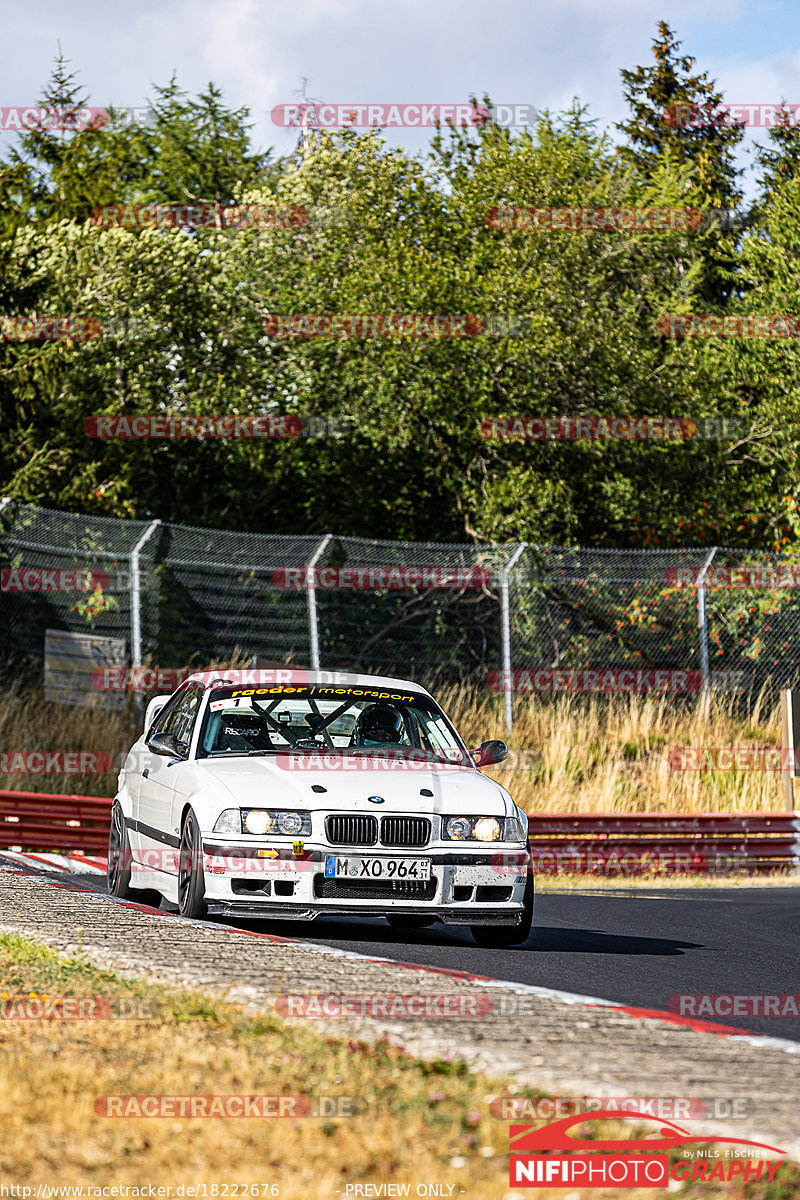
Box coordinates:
[169,788,227,843]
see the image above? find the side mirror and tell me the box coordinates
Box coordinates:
[144,695,171,734]
[471,739,508,767]
[147,731,186,759]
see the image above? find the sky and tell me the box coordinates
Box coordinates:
[4,0,800,189]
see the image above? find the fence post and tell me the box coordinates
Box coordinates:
[307,534,332,672]
[130,519,161,718]
[696,546,718,704]
[501,544,527,735]
[780,688,800,813]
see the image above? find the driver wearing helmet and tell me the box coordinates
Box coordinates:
[353,704,406,747]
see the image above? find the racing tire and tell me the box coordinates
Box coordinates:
[470,854,534,948]
[107,802,163,907]
[386,915,436,929]
[178,808,208,920]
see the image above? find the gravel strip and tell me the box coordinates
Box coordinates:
[1,867,798,1161]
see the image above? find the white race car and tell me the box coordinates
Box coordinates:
[108,671,533,946]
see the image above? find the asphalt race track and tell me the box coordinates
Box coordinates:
[13,858,797,1042]
[227,886,800,1041]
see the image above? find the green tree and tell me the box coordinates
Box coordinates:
[135,77,274,208]
[754,107,800,195]
[0,49,147,227]
[0,55,275,231]
[616,21,745,304]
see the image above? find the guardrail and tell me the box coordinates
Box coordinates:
[527,812,800,875]
[1,790,798,873]
[0,789,112,853]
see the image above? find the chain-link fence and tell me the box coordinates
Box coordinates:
[2,498,800,728]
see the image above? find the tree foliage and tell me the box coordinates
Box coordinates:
[0,34,798,551]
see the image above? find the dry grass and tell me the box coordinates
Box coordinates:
[0,933,794,1198]
[0,690,139,797]
[535,873,800,891]
[438,686,787,815]
[0,682,789,815]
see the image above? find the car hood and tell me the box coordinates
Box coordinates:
[192,756,514,815]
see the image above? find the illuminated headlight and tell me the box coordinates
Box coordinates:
[241,809,311,836]
[473,817,502,842]
[243,810,273,835]
[443,815,524,842]
[212,809,241,834]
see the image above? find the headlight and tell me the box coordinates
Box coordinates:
[473,816,503,841]
[504,810,528,842]
[241,809,311,836]
[213,809,241,834]
[243,810,273,835]
[443,816,473,841]
[443,815,524,842]
[274,811,306,835]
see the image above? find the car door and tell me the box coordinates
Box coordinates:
[124,694,176,855]
[136,684,202,871]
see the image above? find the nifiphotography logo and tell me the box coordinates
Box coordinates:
[509,1111,786,1188]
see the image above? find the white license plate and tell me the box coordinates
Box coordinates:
[324,855,431,881]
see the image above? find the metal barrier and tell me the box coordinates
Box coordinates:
[1,790,798,874]
[527,812,800,875]
[0,789,112,853]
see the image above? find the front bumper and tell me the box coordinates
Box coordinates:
[201,841,530,922]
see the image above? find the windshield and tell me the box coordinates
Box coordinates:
[196,682,468,763]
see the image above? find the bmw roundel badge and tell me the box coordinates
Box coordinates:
[367,795,385,804]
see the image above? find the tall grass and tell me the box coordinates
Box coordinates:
[438,685,784,814]
[0,684,786,814]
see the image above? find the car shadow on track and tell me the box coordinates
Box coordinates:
[219,916,701,958]
[221,914,461,948]
[528,925,702,956]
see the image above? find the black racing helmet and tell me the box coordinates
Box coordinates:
[354,704,405,746]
